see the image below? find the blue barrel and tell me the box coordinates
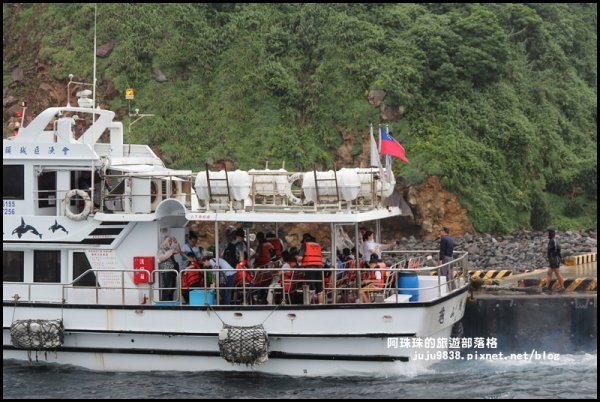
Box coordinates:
[398,271,419,301]
[190,289,216,305]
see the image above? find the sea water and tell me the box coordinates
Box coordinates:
[3,353,596,399]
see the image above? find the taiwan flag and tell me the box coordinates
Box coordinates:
[379,128,409,164]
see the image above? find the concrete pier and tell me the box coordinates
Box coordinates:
[459,260,597,354]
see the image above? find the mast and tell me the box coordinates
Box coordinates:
[92,4,97,121]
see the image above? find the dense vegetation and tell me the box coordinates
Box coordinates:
[3,3,596,233]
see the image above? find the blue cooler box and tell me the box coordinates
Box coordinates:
[190,289,216,305]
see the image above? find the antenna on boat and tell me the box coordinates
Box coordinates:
[127,106,154,156]
[67,75,95,108]
[65,5,97,112]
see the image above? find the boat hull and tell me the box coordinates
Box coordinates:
[3,289,467,376]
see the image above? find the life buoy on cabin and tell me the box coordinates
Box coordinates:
[286,173,305,206]
[64,189,92,221]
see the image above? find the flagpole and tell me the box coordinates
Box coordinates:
[385,124,392,180]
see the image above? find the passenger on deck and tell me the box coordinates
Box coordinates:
[157,236,185,301]
[181,251,204,303]
[359,254,386,303]
[334,247,355,280]
[280,247,301,303]
[254,231,275,268]
[266,231,285,261]
[222,228,248,268]
[179,233,201,284]
[336,250,344,267]
[297,233,325,304]
[362,230,395,266]
[235,251,252,286]
[182,232,203,264]
[264,247,297,305]
[201,256,236,304]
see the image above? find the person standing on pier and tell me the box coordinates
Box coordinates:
[438,227,454,288]
[544,227,565,292]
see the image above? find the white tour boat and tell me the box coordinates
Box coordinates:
[3,85,469,377]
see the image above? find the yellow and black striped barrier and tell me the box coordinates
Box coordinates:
[469,270,513,280]
[426,270,510,278]
[565,278,597,292]
[464,270,514,288]
[564,252,597,266]
[518,278,597,291]
[429,270,514,284]
[429,270,514,278]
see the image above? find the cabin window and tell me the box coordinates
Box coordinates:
[33,250,61,283]
[38,171,57,208]
[72,252,97,287]
[3,165,24,200]
[71,170,92,191]
[3,251,24,282]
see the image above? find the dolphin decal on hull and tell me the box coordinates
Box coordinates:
[49,219,69,234]
[11,218,43,239]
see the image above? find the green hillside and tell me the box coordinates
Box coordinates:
[3,3,596,233]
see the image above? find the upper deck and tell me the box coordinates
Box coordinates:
[4,101,404,227]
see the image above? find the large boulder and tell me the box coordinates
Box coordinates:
[96,40,114,58]
[368,90,386,107]
[153,69,168,82]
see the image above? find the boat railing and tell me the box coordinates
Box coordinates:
[4,253,468,306]
[173,251,469,306]
[64,268,160,305]
[98,172,196,214]
[32,181,94,216]
[5,281,67,304]
[5,268,149,305]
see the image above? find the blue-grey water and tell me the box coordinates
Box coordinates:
[3,353,596,399]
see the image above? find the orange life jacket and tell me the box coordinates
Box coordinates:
[283,265,303,292]
[234,259,252,286]
[362,262,386,285]
[255,242,274,267]
[301,242,322,267]
[268,238,283,259]
[182,261,204,288]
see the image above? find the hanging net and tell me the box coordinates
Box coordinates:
[10,319,64,350]
[218,324,269,366]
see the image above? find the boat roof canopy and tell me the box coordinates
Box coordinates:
[185,206,402,223]
[108,164,192,176]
